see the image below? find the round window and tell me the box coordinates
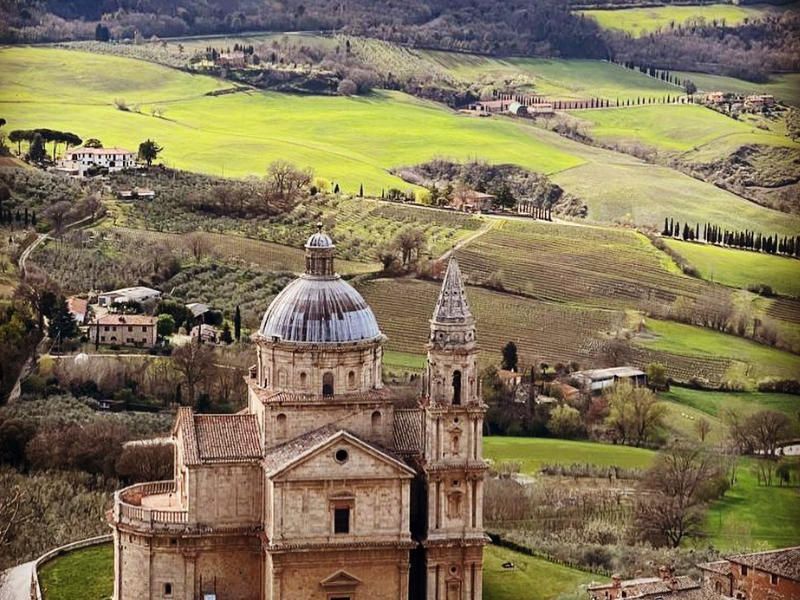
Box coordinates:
[335,449,349,463]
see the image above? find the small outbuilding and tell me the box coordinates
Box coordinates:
[572,366,647,395]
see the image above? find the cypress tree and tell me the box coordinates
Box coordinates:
[234,305,241,342]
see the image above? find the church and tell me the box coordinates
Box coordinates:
[110,226,488,600]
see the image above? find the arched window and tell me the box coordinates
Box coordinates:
[322,372,334,396]
[371,410,382,431]
[299,372,307,388]
[276,413,287,439]
[452,370,462,405]
[348,370,356,389]
[278,369,287,387]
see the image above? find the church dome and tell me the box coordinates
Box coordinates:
[258,227,382,344]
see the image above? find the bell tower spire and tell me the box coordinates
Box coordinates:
[420,257,487,599]
[426,258,478,405]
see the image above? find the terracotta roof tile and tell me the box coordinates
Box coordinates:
[176,408,262,465]
[393,409,423,453]
[727,546,800,582]
[93,314,156,326]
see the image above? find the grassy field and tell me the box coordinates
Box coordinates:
[572,104,796,157]
[484,545,604,600]
[658,398,726,445]
[672,70,800,107]
[0,47,582,194]
[424,53,678,101]
[579,3,790,37]
[638,318,800,383]
[664,239,800,298]
[484,436,656,473]
[4,47,799,235]
[704,457,800,550]
[40,543,113,600]
[663,386,800,419]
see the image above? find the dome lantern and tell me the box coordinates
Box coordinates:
[305,222,335,277]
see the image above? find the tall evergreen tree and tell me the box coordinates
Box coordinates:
[234,305,241,342]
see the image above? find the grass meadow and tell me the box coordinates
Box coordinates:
[423,53,678,100]
[3,46,798,233]
[664,239,800,298]
[40,543,113,600]
[483,437,656,473]
[579,4,789,37]
[484,545,604,600]
[572,104,796,157]
[639,318,800,383]
[704,457,800,550]
[663,387,799,419]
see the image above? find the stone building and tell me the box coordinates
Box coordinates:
[698,546,800,600]
[110,226,488,599]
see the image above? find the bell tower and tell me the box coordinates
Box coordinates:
[421,258,487,600]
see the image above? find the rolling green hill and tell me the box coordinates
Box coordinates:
[3,46,799,234]
[579,3,790,37]
[673,70,800,107]
[664,239,800,298]
[572,104,797,157]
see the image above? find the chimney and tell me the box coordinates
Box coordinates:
[611,574,621,589]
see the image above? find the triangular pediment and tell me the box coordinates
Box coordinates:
[321,569,362,588]
[266,429,415,480]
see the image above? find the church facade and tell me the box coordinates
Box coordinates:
[110,227,488,600]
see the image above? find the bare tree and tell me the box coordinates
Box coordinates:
[0,486,31,547]
[392,228,427,266]
[695,417,711,442]
[185,232,212,262]
[266,160,312,201]
[44,200,73,235]
[172,340,215,406]
[634,444,723,547]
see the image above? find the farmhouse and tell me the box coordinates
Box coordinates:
[744,94,775,111]
[88,314,157,347]
[190,323,219,343]
[216,51,246,68]
[528,103,555,116]
[698,546,800,600]
[108,227,488,599]
[588,568,702,599]
[451,190,496,212]
[98,286,162,307]
[572,366,647,395]
[468,99,512,114]
[705,91,727,104]
[56,146,138,175]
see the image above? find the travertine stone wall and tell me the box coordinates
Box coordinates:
[186,463,262,526]
[424,545,485,600]
[270,548,410,600]
[115,531,261,600]
[268,438,412,545]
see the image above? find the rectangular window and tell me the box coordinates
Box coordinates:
[142,326,147,332]
[163,582,173,597]
[741,565,748,576]
[333,507,350,534]
[771,574,778,585]
[104,326,109,331]
[128,326,133,332]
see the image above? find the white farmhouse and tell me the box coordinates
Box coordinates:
[56,147,138,176]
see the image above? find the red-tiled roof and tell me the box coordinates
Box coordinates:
[67,297,88,315]
[93,314,156,326]
[68,147,135,156]
[176,408,262,465]
[393,409,423,454]
[727,546,800,582]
